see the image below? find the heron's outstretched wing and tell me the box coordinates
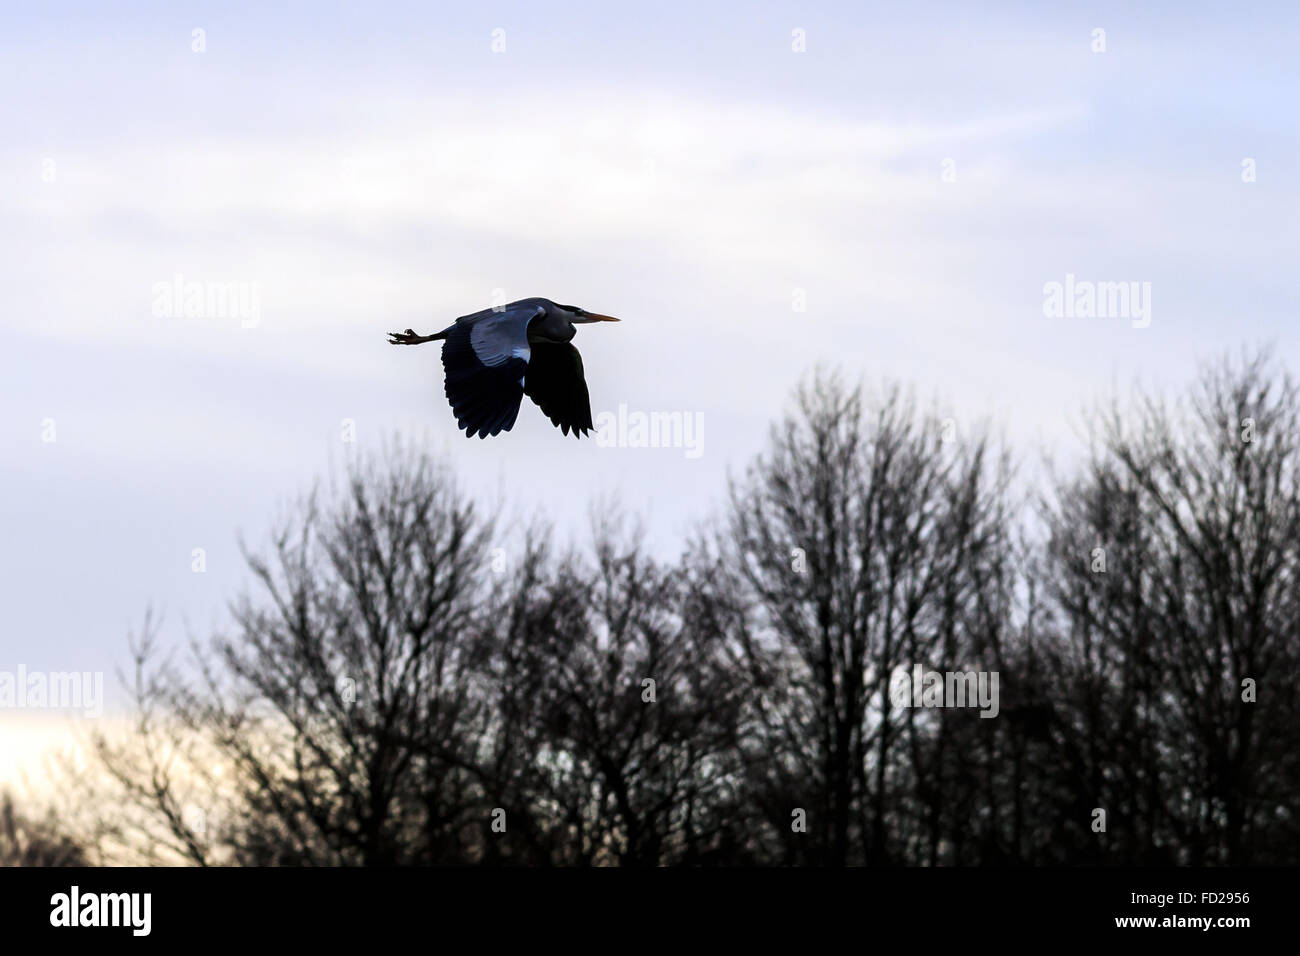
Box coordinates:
[524,342,594,437]
[441,303,543,438]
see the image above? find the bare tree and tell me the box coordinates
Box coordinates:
[88,444,502,864]
[0,791,86,867]
[698,371,1015,865]
[483,511,749,865]
[82,447,748,866]
[64,355,1300,867]
[1037,349,1300,863]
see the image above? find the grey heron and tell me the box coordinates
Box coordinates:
[389,297,620,439]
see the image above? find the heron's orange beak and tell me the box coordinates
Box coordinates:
[584,312,621,322]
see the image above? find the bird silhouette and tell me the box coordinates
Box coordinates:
[390,297,620,439]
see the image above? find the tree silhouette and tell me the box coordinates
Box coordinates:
[53,351,1300,866]
[691,372,1015,864]
[0,791,85,867]
[1036,350,1300,863]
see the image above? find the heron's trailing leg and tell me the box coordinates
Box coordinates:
[388,328,441,345]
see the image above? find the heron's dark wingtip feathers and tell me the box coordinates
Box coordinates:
[440,325,526,441]
[428,310,601,441]
[453,399,520,439]
[524,342,595,440]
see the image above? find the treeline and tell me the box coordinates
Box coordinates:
[33,349,1300,866]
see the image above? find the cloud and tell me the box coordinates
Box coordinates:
[1,92,1088,347]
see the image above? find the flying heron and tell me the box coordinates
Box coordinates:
[389,297,620,439]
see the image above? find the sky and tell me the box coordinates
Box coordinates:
[1,0,1298,762]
